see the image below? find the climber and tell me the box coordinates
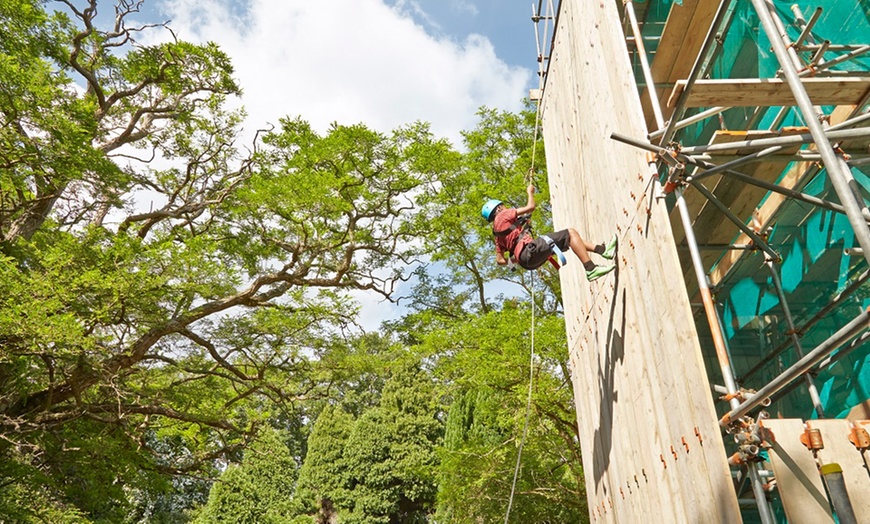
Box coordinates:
[481,184,617,281]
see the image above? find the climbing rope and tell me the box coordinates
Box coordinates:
[526,98,543,186]
[504,273,535,524]
[504,98,544,524]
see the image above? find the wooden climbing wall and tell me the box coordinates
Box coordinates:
[539,0,741,521]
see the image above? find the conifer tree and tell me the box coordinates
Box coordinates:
[341,366,443,524]
[293,405,355,524]
[194,427,297,523]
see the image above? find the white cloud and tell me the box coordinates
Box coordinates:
[154,0,531,146]
[449,1,479,16]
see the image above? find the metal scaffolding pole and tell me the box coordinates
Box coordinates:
[648,106,727,140]
[625,0,664,130]
[609,132,865,222]
[747,465,776,524]
[764,260,825,417]
[791,5,822,50]
[750,0,870,269]
[682,156,854,218]
[678,127,870,155]
[828,110,870,131]
[688,146,783,182]
[802,45,870,76]
[691,151,870,163]
[721,306,870,424]
[674,187,741,398]
[687,181,781,261]
[769,331,870,407]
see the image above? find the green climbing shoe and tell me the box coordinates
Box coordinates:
[601,234,618,260]
[586,264,615,282]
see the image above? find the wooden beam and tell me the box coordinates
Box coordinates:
[669,77,870,108]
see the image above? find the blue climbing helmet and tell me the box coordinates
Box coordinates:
[481,199,502,221]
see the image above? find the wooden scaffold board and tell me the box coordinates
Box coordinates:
[669,77,870,108]
[762,418,833,523]
[807,419,870,522]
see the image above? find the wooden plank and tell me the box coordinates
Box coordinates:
[762,419,834,523]
[847,401,870,420]
[669,77,870,108]
[807,419,870,522]
[854,420,870,473]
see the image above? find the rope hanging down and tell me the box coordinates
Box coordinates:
[526,100,543,186]
[504,99,543,524]
[503,274,536,524]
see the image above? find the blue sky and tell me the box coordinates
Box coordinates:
[388,0,540,69]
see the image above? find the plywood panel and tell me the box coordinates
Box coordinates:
[807,419,870,522]
[762,418,834,523]
[540,0,741,521]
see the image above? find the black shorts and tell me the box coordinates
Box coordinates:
[518,229,570,270]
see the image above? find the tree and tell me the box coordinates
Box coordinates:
[292,405,355,524]
[340,365,443,524]
[411,104,556,315]
[426,308,587,524]
[394,104,587,522]
[1,0,240,243]
[0,1,457,519]
[193,427,297,523]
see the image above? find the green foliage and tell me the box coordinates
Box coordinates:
[1,3,586,522]
[293,405,355,523]
[424,309,587,523]
[340,365,443,524]
[194,427,298,523]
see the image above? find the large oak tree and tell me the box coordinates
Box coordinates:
[0,0,454,519]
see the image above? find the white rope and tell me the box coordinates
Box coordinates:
[527,98,543,185]
[504,272,535,524]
